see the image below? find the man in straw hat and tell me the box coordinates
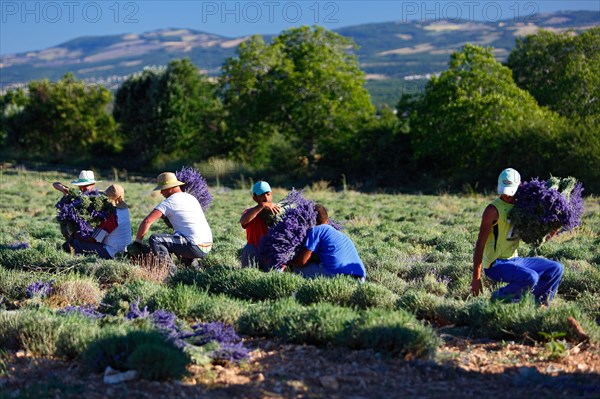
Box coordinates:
[68,184,132,259]
[135,172,213,271]
[53,170,101,195]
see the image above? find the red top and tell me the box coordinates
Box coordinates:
[242,208,269,247]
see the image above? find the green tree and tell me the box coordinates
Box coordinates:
[408,44,559,187]
[114,59,223,168]
[3,74,117,161]
[220,26,375,171]
[507,27,600,120]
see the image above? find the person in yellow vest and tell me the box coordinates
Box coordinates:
[471,168,563,305]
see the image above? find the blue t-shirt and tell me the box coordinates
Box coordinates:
[303,224,366,277]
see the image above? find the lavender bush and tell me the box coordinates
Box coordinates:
[55,188,115,240]
[59,305,105,319]
[176,166,212,211]
[26,280,54,298]
[510,176,584,247]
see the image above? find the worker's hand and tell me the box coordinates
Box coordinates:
[470,278,483,296]
[262,202,281,215]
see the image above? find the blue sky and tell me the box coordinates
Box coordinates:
[1,1,599,55]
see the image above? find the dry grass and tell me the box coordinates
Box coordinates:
[131,253,172,284]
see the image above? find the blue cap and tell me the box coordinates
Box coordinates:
[252,181,271,195]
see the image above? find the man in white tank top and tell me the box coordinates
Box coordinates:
[135,172,212,273]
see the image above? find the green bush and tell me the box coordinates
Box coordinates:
[295,276,358,306]
[276,303,358,345]
[341,308,440,359]
[237,298,305,337]
[0,267,39,300]
[365,268,409,295]
[126,343,189,380]
[101,280,166,315]
[349,283,398,309]
[558,262,600,300]
[150,284,247,324]
[237,270,304,301]
[466,296,600,342]
[54,315,101,360]
[82,330,187,379]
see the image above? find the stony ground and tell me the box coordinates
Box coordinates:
[2,336,599,399]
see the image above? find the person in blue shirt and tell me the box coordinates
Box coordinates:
[290,204,366,281]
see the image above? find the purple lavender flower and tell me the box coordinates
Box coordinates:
[511,177,585,247]
[151,310,178,332]
[176,166,212,211]
[212,342,249,363]
[55,189,115,241]
[59,305,105,319]
[26,280,54,299]
[257,189,318,270]
[126,297,149,320]
[187,322,242,346]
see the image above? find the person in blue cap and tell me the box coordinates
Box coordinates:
[471,168,563,305]
[239,181,281,267]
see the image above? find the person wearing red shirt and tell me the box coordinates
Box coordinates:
[240,181,281,268]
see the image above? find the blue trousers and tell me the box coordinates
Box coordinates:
[70,238,112,259]
[484,257,563,304]
[293,262,366,282]
[149,234,208,271]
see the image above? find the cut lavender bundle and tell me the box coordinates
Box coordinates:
[55,188,115,240]
[258,189,318,270]
[510,176,584,247]
[176,166,212,211]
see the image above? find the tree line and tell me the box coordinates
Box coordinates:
[1,26,598,193]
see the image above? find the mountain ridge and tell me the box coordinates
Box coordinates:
[1,10,598,105]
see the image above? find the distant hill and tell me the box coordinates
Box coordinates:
[1,10,598,106]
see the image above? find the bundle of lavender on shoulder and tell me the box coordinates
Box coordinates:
[55,188,115,240]
[175,166,212,210]
[258,189,342,270]
[510,176,584,247]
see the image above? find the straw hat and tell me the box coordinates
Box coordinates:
[71,170,101,186]
[153,172,185,191]
[103,184,128,209]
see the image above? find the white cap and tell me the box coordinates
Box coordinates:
[497,168,521,196]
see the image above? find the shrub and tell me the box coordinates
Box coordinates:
[349,283,398,310]
[101,280,166,315]
[150,284,247,324]
[341,308,440,359]
[82,329,187,379]
[47,278,102,307]
[276,303,358,345]
[295,276,358,306]
[558,261,600,299]
[236,298,305,337]
[365,268,409,295]
[126,343,189,380]
[237,270,303,301]
[54,315,101,359]
[466,296,600,342]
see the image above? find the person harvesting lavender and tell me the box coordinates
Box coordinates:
[471,168,563,305]
[289,204,366,281]
[53,170,101,195]
[135,172,212,272]
[239,181,281,268]
[67,184,132,259]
